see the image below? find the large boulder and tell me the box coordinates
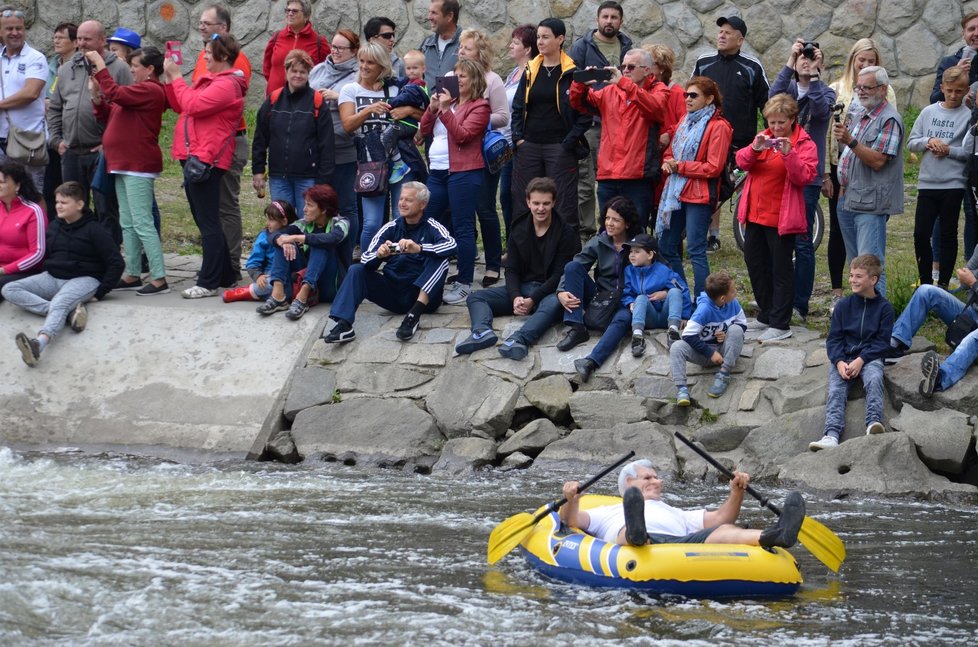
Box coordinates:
[535,421,678,475]
[730,406,826,479]
[291,398,443,471]
[432,437,497,475]
[890,404,975,474]
[568,391,649,428]
[497,419,561,457]
[425,362,519,439]
[762,371,827,415]
[283,367,336,421]
[523,375,573,423]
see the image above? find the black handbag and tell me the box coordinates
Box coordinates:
[181,118,232,185]
[583,249,626,330]
[945,293,978,350]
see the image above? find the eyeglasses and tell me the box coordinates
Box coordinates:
[853,84,880,93]
[1,10,25,18]
[285,8,302,14]
[331,44,351,51]
[621,64,647,72]
[376,32,396,40]
[683,91,701,99]
[198,21,225,28]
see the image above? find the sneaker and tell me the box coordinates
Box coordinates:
[631,332,646,357]
[759,491,805,548]
[115,278,143,291]
[746,318,769,332]
[68,303,87,333]
[829,294,843,315]
[396,313,421,341]
[442,282,471,305]
[707,236,721,253]
[256,297,289,316]
[456,328,497,354]
[623,486,648,546]
[919,350,940,397]
[866,421,885,435]
[498,338,528,360]
[758,327,792,342]
[15,332,40,367]
[574,357,597,383]
[136,281,170,296]
[556,325,589,352]
[931,268,940,283]
[181,285,219,299]
[667,324,681,343]
[707,372,730,398]
[792,307,807,325]
[809,435,839,452]
[676,386,691,406]
[285,299,310,321]
[323,320,356,344]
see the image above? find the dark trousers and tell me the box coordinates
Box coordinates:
[915,188,964,286]
[62,148,121,245]
[743,221,795,330]
[43,146,63,219]
[183,167,236,290]
[826,164,846,290]
[511,141,580,232]
[475,167,504,273]
[329,259,449,324]
[466,281,562,345]
[793,184,822,316]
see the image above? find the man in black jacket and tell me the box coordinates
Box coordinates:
[456,177,580,360]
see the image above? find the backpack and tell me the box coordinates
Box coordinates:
[482,125,513,174]
[269,87,323,118]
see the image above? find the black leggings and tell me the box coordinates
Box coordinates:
[826,164,847,290]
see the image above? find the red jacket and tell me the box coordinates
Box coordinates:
[165,70,246,170]
[569,75,668,180]
[664,83,685,135]
[420,98,490,173]
[735,125,819,236]
[263,22,329,95]
[92,69,167,174]
[662,111,733,205]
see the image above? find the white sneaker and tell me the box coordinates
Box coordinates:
[931,269,940,283]
[181,285,219,299]
[866,421,885,435]
[758,327,792,342]
[442,282,471,305]
[809,435,839,452]
[746,318,769,331]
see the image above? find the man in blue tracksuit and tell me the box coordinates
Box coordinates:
[323,181,457,343]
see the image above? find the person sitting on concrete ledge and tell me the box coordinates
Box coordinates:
[455,176,578,359]
[322,181,456,344]
[886,243,978,398]
[559,458,805,548]
[2,181,123,367]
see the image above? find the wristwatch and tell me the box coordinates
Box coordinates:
[847,139,858,150]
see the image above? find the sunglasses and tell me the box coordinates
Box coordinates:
[1,9,25,18]
[621,64,647,72]
[376,32,396,40]
[683,91,701,99]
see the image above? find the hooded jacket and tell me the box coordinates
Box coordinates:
[681,292,749,358]
[263,21,330,95]
[252,83,335,183]
[511,51,592,156]
[165,69,247,170]
[622,260,691,319]
[309,55,359,164]
[826,292,894,365]
[92,69,167,174]
[48,50,132,150]
[44,209,124,300]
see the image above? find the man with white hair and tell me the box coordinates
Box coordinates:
[560,459,805,547]
[832,65,904,297]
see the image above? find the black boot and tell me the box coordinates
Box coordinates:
[623,486,648,546]
[759,491,806,548]
[574,358,598,383]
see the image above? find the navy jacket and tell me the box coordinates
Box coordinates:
[44,210,124,300]
[826,292,894,365]
[931,48,978,103]
[361,216,456,285]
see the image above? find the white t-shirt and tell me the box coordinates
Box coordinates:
[428,108,451,170]
[0,43,49,138]
[586,499,705,543]
[337,81,400,136]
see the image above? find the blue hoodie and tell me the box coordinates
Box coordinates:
[826,292,894,365]
[681,292,748,357]
[622,261,692,318]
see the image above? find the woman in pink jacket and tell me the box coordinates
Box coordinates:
[735,93,819,342]
[0,163,45,301]
[163,34,246,299]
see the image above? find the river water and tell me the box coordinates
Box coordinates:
[1,446,976,646]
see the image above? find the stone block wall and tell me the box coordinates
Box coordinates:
[16,0,978,108]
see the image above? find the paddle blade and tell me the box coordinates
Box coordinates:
[487,512,535,565]
[798,516,846,573]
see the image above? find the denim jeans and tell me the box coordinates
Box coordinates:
[475,168,503,272]
[425,168,483,285]
[837,207,888,296]
[823,359,884,439]
[939,326,978,391]
[267,241,342,303]
[268,176,316,214]
[466,281,560,346]
[658,201,712,298]
[587,305,632,366]
[630,288,682,330]
[793,184,822,316]
[560,260,599,327]
[360,173,412,252]
[1,271,100,338]
[597,179,654,232]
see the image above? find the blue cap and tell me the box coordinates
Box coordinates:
[107,27,141,50]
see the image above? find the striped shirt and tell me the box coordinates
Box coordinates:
[837,100,901,187]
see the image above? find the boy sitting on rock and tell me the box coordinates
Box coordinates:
[810,254,893,451]
[669,270,747,406]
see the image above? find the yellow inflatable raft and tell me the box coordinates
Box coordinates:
[519,494,803,597]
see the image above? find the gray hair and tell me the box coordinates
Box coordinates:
[401,181,429,205]
[287,0,312,17]
[857,65,889,87]
[625,48,653,69]
[618,459,654,495]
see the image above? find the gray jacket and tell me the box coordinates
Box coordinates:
[48,50,132,150]
[557,232,623,293]
[419,26,460,90]
[309,55,359,165]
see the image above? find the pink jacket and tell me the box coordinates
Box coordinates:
[165,70,246,170]
[420,98,490,172]
[735,125,819,236]
[0,197,45,274]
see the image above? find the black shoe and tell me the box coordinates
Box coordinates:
[759,491,806,548]
[498,338,528,360]
[323,320,356,344]
[557,325,590,352]
[707,236,721,253]
[883,341,908,364]
[115,278,143,291]
[623,486,648,546]
[631,333,646,358]
[396,313,421,341]
[15,332,41,367]
[919,350,940,397]
[574,357,597,383]
[455,329,497,354]
[136,281,170,296]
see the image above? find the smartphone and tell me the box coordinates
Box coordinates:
[165,41,183,65]
[963,46,977,62]
[573,68,612,84]
[766,137,781,149]
[433,75,459,99]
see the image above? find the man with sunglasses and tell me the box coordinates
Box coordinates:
[364,16,405,79]
[419,0,461,90]
[832,66,903,297]
[569,48,667,232]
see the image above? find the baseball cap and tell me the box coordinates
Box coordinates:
[622,233,659,254]
[716,16,747,37]
[107,27,141,50]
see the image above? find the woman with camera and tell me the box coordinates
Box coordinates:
[735,94,819,342]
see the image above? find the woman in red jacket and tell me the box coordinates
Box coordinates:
[735,93,819,342]
[88,46,169,295]
[656,76,732,299]
[263,0,329,95]
[163,34,246,299]
[419,57,490,305]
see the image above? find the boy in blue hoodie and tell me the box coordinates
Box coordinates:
[810,254,894,451]
[622,233,689,358]
[669,270,747,405]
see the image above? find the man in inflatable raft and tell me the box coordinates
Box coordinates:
[559,459,805,547]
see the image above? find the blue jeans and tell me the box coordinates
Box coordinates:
[333,161,358,262]
[793,184,821,316]
[466,281,561,345]
[631,288,682,330]
[560,260,599,326]
[269,176,316,214]
[360,173,412,252]
[658,201,712,298]
[475,168,503,272]
[267,239,342,303]
[1,271,100,339]
[837,207,888,296]
[588,305,632,366]
[425,168,483,285]
[499,160,514,240]
[329,258,449,324]
[597,179,653,232]
[823,359,884,439]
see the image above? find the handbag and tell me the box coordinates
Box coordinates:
[91,150,115,197]
[0,59,48,166]
[482,125,513,174]
[354,85,396,196]
[945,293,978,350]
[181,117,232,185]
[583,249,627,330]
